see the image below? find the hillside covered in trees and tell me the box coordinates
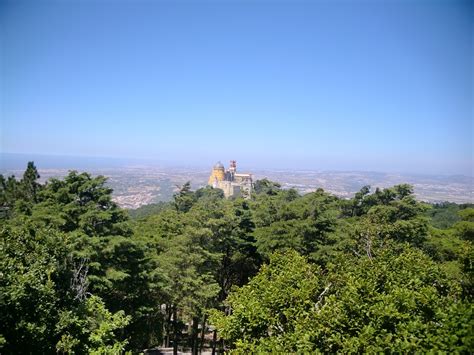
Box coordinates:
[1,163,473,353]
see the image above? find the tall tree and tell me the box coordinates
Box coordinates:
[20,161,41,203]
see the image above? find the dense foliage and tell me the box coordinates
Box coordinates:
[0,163,472,353]
[211,248,472,352]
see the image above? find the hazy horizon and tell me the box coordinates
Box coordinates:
[1,0,472,175]
[1,152,473,178]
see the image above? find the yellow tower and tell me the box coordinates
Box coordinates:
[208,161,225,185]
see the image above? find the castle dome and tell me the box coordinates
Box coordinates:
[213,161,224,170]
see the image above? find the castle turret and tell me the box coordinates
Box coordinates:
[208,161,225,185]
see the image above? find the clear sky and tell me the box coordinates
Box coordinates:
[1,0,472,174]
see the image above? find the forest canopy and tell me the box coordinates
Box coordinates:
[0,163,472,353]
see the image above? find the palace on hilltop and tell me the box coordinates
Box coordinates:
[208,160,253,198]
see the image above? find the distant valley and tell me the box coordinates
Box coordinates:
[1,164,472,208]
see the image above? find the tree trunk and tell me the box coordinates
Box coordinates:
[163,304,172,347]
[173,307,178,355]
[191,316,199,355]
[211,329,217,355]
[199,314,207,353]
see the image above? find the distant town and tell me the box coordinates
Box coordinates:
[2,162,472,209]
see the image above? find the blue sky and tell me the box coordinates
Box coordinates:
[1,0,472,174]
